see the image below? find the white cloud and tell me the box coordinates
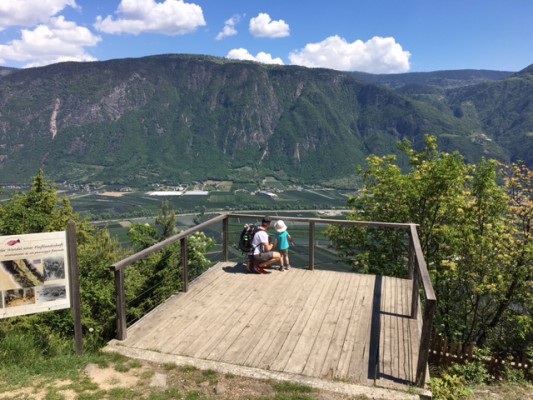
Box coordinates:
[226,48,284,65]
[0,0,78,31]
[249,13,289,38]
[216,15,241,41]
[0,16,101,67]
[94,0,205,36]
[289,35,411,73]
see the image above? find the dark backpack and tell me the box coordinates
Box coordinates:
[238,224,259,253]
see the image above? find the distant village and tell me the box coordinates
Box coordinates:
[1,179,324,204]
[94,179,304,199]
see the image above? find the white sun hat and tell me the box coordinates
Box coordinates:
[274,220,287,233]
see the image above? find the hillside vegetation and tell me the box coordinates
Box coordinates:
[0,55,531,185]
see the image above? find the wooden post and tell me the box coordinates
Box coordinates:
[408,231,415,279]
[114,267,127,340]
[309,221,315,270]
[467,343,475,361]
[411,265,420,319]
[409,225,417,317]
[181,237,189,292]
[67,221,83,354]
[223,217,229,262]
[416,299,436,387]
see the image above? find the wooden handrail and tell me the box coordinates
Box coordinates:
[409,225,436,302]
[109,212,436,387]
[109,212,229,339]
[110,213,229,272]
[229,213,413,229]
[409,224,437,387]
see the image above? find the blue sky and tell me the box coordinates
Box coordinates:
[0,0,531,73]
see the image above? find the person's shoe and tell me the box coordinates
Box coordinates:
[278,266,284,271]
[254,265,270,274]
[285,265,291,270]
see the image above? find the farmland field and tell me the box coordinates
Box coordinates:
[70,184,354,220]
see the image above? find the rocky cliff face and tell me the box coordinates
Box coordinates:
[0,55,529,185]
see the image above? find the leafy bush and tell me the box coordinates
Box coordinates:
[448,349,491,385]
[429,373,472,400]
[329,136,533,358]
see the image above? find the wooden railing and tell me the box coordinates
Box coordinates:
[109,213,230,341]
[109,212,436,387]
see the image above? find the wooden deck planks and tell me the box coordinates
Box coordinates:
[242,269,319,368]
[202,271,292,361]
[254,269,328,371]
[301,270,353,377]
[277,270,339,374]
[123,264,227,348]
[346,274,376,382]
[380,276,395,381]
[402,279,417,383]
[319,272,362,379]
[169,268,272,356]
[120,262,421,387]
[379,276,418,384]
[219,267,305,364]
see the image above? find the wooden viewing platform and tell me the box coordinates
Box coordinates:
[106,213,435,397]
[107,261,423,392]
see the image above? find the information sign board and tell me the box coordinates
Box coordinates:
[0,231,70,319]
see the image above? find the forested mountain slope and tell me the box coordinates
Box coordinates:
[0,55,530,185]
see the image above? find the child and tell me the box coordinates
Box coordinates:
[273,220,295,271]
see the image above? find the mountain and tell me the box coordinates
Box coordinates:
[0,66,17,77]
[367,65,533,166]
[0,54,530,185]
[442,66,533,166]
[347,69,513,90]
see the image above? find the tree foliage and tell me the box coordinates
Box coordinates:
[0,171,216,351]
[0,169,82,235]
[329,135,532,357]
[126,201,215,325]
[0,169,123,350]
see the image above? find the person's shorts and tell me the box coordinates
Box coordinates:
[280,249,289,257]
[251,252,274,262]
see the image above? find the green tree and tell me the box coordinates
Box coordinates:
[76,228,128,349]
[0,169,125,350]
[0,169,82,235]
[126,202,215,323]
[128,223,159,251]
[486,163,533,354]
[329,135,532,356]
[155,200,176,239]
[0,170,220,351]
[328,136,470,277]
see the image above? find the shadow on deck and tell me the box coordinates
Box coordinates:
[106,261,427,397]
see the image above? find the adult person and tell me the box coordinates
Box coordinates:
[249,216,282,273]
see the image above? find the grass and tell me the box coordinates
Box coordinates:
[0,332,353,400]
[1,332,531,399]
[199,369,218,385]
